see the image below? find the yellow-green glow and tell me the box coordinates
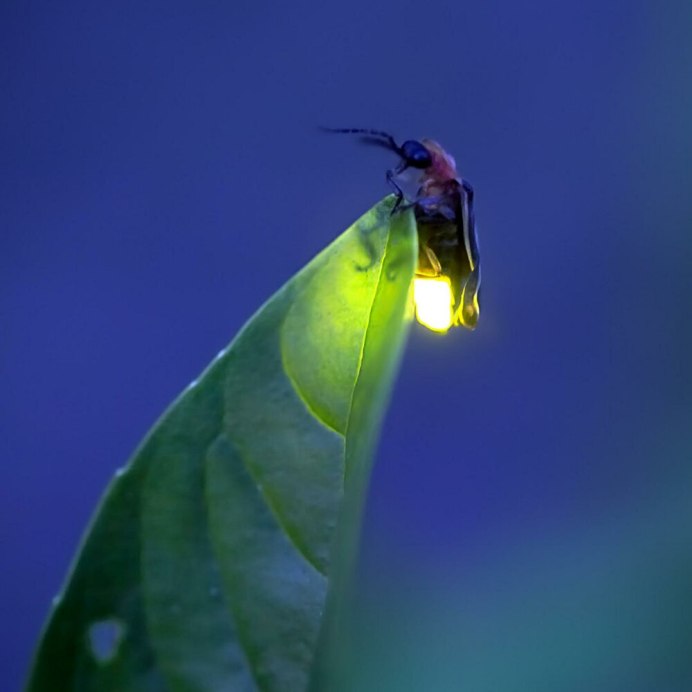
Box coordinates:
[413,276,454,332]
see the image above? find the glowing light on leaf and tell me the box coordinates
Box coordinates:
[413,276,454,333]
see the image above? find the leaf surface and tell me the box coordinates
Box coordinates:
[27,197,417,692]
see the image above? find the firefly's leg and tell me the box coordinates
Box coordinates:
[386,160,409,214]
[414,194,456,221]
[416,245,442,276]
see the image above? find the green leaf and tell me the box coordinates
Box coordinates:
[26,196,417,692]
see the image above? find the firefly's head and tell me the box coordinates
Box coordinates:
[398,139,433,170]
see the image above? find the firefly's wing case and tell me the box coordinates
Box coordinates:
[456,180,481,328]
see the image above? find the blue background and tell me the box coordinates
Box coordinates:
[2,1,692,689]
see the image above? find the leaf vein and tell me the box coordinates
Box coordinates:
[282,365,344,437]
[231,435,328,578]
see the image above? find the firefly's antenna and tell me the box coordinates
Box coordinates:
[319,127,402,156]
[320,126,433,213]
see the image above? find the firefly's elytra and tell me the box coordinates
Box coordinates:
[322,128,481,332]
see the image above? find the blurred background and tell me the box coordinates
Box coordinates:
[2,0,691,689]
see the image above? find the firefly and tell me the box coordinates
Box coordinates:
[322,127,481,333]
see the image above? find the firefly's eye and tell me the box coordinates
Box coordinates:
[400,140,432,169]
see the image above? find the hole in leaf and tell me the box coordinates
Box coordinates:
[88,618,124,663]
